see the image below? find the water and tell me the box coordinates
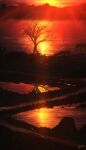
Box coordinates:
[0,81,86,129]
[14,105,86,129]
[0,81,61,94]
[0,82,34,94]
[0,19,86,55]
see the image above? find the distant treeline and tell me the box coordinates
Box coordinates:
[0,50,86,78]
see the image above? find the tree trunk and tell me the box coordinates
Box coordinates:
[33,44,38,54]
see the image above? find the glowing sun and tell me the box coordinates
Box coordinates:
[38,42,50,55]
[37,0,64,7]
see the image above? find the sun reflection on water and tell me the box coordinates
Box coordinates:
[37,108,50,126]
[38,41,50,55]
[15,107,61,128]
[37,85,61,93]
[15,106,86,129]
[29,107,60,128]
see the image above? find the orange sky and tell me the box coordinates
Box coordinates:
[0,0,86,7]
[24,0,86,7]
[32,0,86,7]
[0,0,86,55]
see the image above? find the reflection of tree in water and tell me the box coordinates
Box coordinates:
[32,84,60,94]
[32,85,49,94]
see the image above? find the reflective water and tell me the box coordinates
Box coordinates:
[0,82,61,94]
[36,85,61,93]
[0,20,86,55]
[15,105,86,129]
[0,81,85,129]
[0,82,34,94]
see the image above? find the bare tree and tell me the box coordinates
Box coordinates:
[25,23,48,54]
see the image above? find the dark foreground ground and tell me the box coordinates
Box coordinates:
[1,116,86,150]
[0,126,77,150]
[0,116,86,150]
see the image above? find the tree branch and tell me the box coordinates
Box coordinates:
[37,39,47,45]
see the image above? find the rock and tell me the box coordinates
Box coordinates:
[78,125,86,143]
[36,127,51,136]
[51,117,77,140]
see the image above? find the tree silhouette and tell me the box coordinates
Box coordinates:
[25,23,48,54]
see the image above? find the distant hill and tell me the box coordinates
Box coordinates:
[0,3,86,20]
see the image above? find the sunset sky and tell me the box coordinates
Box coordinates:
[0,0,86,7]
[0,0,86,55]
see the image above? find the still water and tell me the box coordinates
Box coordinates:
[0,82,61,94]
[0,81,86,129]
[0,19,86,55]
[14,105,86,129]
